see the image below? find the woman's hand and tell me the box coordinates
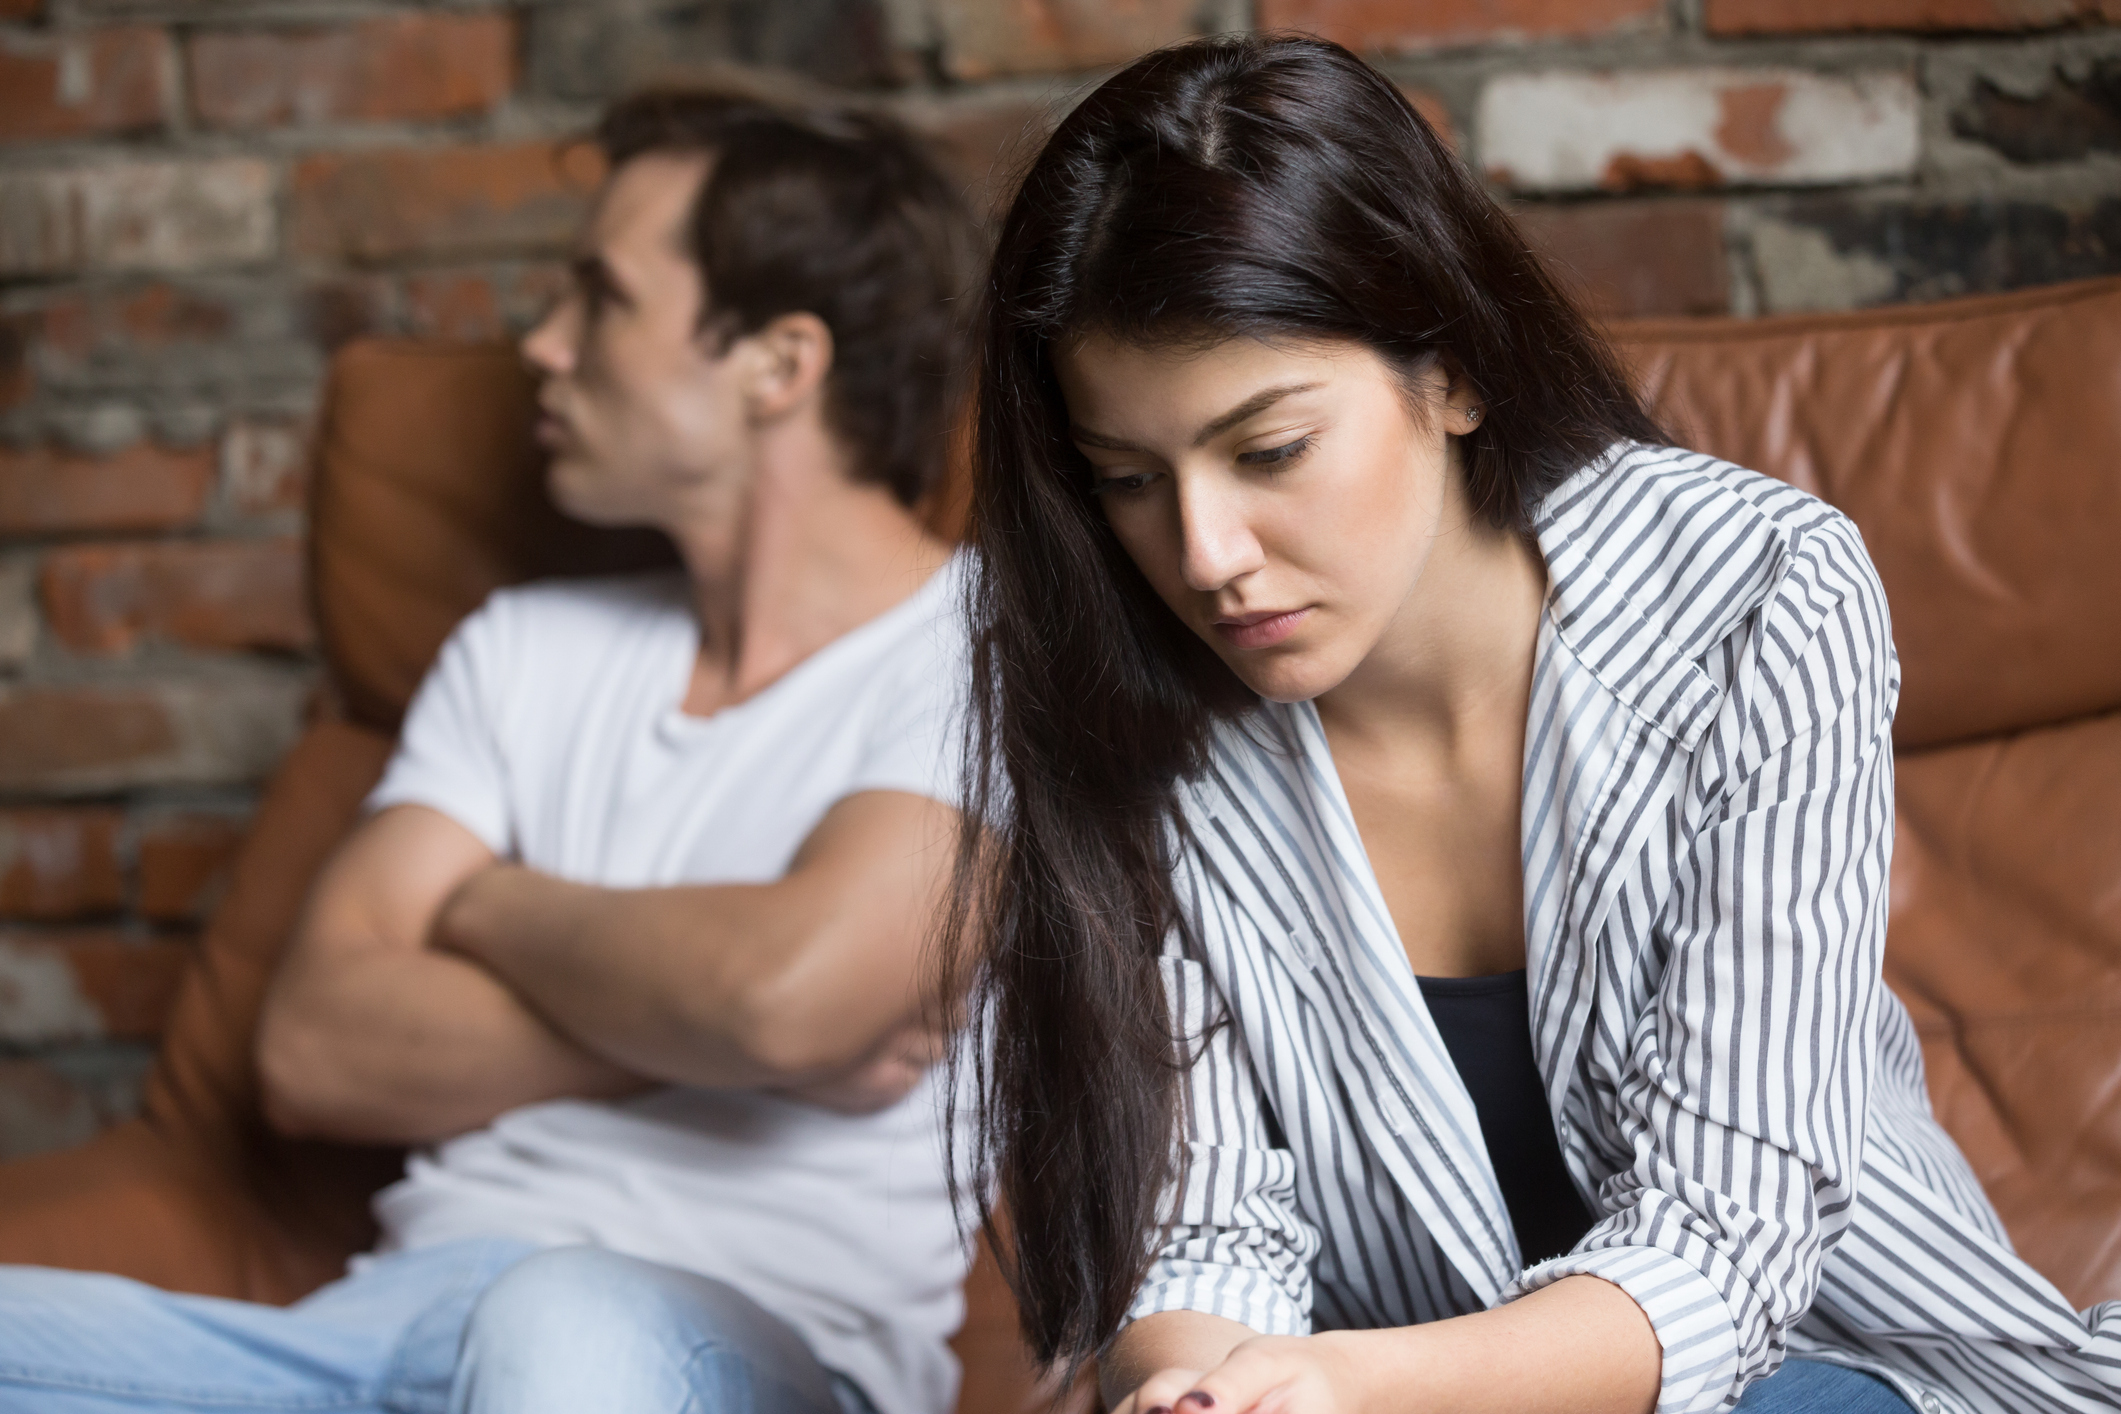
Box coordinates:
[1108,1278,1658,1414]
[1113,1332,1371,1414]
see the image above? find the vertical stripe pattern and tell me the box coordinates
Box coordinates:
[1125,445,2121,1414]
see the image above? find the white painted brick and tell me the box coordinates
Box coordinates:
[0,158,277,278]
[0,938,104,1046]
[1746,214,1901,313]
[1478,68,1920,193]
[220,415,310,515]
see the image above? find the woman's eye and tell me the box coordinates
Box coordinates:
[1237,434,1313,467]
[1093,471,1158,496]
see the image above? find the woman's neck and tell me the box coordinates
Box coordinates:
[1314,493,1547,763]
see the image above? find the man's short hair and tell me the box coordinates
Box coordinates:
[596,88,979,510]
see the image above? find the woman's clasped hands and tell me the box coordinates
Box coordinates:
[1115,1333,1376,1414]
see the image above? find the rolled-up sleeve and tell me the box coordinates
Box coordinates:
[1507,517,1900,1413]
[1125,948,1322,1337]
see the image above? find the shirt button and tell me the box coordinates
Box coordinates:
[1920,1394,1942,1414]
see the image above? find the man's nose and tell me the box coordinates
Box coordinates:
[1176,475,1266,594]
[520,298,577,377]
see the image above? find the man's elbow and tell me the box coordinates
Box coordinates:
[254,1006,383,1141]
[254,1011,333,1138]
[720,951,887,1084]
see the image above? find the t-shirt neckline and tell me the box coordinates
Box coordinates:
[658,552,960,733]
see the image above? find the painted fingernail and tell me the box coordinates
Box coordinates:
[1179,1396,1216,1410]
[1146,1407,1172,1414]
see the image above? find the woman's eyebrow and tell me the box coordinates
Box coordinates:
[1070,381,1323,452]
[1192,382,1320,446]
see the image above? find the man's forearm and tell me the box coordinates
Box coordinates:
[259,932,645,1145]
[435,864,828,1088]
[434,791,953,1091]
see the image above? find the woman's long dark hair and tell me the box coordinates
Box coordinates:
[938,32,1663,1371]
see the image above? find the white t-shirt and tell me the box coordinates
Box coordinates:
[363,557,971,1414]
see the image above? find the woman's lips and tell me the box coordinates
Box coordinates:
[1213,607,1311,650]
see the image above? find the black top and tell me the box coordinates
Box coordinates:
[1415,969,1596,1266]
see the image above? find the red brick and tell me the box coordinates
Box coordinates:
[1404,87,1456,151]
[931,0,1205,79]
[1512,199,1730,319]
[0,441,213,535]
[0,929,190,1043]
[898,95,1060,217]
[0,675,306,794]
[1261,0,1663,51]
[220,415,310,515]
[403,271,504,340]
[290,142,602,263]
[40,537,311,655]
[1706,0,2119,33]
[0,687,177,792]
[399,262,568,339]
[0,809,123,921]
[0,312,30,411]
[189,11,515,132]
[38,295,94,360]
[3,286,246,401]
[136,813,244,923]
[302,275,394,350]
[116,283,235,344]
[0,26,171,145]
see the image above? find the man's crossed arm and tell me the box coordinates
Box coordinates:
[256,790,957,1146]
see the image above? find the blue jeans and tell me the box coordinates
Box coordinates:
[0,1240,875,1414]
[1737,1358,1915,1412]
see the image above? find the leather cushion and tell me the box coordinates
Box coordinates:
[1883,708,2121,1309]
[309,340,673,734]
[0,721,403,1303]
[1614,275,2121,751]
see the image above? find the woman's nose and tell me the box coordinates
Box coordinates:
[1176,477,1266,593]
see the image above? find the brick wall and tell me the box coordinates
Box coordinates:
[1,0,2116,1159]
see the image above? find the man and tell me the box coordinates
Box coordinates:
[0,89,980,1414]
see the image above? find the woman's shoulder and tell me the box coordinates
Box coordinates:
[1536,441,1885,662]
[1538,441,1856,556]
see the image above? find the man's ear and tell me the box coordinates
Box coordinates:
[739,312,835,422]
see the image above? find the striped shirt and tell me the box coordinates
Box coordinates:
[1131,444,2121,1413]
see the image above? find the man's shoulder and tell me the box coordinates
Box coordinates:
[476,569,691,629]
[815,552,970,688]
[450,570,689,663]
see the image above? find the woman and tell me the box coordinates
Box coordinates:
[944,32,2121,1414]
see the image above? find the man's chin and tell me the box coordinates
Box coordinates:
[544,461,632,527]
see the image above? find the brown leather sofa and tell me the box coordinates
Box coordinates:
[0,273,2114,1409]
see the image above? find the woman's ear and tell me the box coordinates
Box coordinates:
[739,311,836,421]
[1440,366,1486,437]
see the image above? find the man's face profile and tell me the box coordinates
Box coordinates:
[521,152,750,528]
